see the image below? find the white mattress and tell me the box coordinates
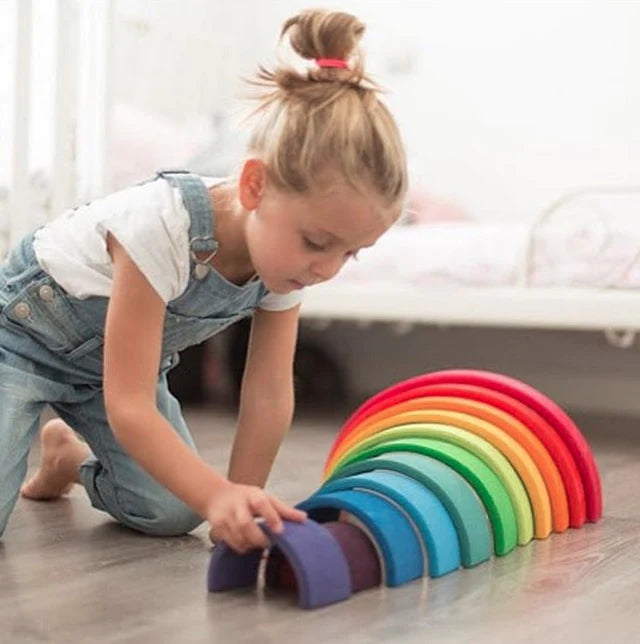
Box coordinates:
[300,221,640,332]
[333,222,640,289]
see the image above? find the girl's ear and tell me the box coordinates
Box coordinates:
[238,158,268,210]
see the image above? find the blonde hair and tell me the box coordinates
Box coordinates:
[246,9,408,213]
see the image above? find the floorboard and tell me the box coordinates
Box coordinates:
[1,406,638,643]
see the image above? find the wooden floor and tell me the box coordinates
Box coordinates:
[2,405,639,643]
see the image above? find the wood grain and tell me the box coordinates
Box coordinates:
[1,407,638,643]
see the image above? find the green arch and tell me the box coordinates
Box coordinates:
[331,423,534,545]
[332,437,518,556]
[329,451,493,568]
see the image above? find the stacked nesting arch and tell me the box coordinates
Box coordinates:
[208,370,602,609]
[325,369,601,526]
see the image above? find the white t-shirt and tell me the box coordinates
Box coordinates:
[33,176,303,311]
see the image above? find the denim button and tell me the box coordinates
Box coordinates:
[38,285,54,302]
[14,302,30,318]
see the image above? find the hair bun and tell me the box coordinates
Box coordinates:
[245,9,407,211]
[281,10,365,72]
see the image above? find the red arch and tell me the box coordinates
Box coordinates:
[327,371,600,525]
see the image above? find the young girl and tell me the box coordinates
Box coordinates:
[0,9,407,554]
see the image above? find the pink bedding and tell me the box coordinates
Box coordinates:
[335,222,640,289]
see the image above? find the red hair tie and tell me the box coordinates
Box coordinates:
[315,58,348,69]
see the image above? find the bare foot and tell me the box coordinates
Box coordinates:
[21,419,90,500]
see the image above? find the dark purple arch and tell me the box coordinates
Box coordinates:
[207,519,352,609]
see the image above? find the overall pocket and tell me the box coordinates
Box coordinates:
[0,275,92,355]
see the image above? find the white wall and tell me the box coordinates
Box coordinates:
[110,0,640,221]
[2,0,639,222]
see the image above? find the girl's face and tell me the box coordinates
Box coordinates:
[242,166,396,294]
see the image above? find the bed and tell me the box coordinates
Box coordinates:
[295,187,640,415]
[300,187,640,338]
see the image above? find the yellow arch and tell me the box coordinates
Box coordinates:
[326,410,553,539]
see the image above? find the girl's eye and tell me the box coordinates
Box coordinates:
[303,237,326,252]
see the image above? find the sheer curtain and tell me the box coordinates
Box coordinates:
[1,0,113,257]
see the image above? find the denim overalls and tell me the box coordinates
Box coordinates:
[0,169,269,537]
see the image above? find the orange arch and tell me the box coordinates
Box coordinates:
[326,408,555,539]
[326,396,569,533]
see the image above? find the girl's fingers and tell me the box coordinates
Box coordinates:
[249,492,283,534]
[245,524,269,550]
[209,491,307,554]
[270,495,307,522]
[234,504,269,550]
[213,520,261,554]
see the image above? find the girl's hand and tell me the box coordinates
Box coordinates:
[207,482,307,553]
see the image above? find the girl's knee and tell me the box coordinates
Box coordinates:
[122,497,203,537]
[158,505,203,536]
[85,467,203,536]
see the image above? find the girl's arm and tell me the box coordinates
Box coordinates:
[227,305,300,487]
[103,234,305,551]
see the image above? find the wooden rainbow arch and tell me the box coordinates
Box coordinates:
[209,370,602,609]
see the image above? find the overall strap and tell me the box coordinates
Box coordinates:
[155,168,218,255]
